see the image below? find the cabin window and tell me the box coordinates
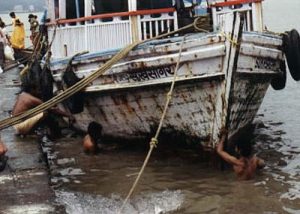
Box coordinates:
[93,0,128,14]
[66,0,85,19]
[137,0,173,10]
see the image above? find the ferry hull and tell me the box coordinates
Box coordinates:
[51,32,284,148]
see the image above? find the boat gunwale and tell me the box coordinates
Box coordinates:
[211,0,262,7]
[47,8,176,26]
[49,32,224,67]
[83,73,225,93]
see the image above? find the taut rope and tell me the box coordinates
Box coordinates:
[118,35,187,213]
[0,17,205,130]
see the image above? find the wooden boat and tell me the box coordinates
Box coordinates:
[3,48,33,72]
[45,0,294,148]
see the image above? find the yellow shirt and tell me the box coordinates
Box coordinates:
[10,18,25,49]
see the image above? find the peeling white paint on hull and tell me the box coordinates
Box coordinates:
[51,31,284,148]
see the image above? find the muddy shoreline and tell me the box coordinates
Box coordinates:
[0,68,65,213]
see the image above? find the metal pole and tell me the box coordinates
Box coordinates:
[75,0,80,18]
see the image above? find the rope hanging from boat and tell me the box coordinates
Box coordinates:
[118,35,187,213]
[0,17,206,130]
[0,41,137,130]
[20,23,58,76]
[0,15,209,212]
[219,31,239,46]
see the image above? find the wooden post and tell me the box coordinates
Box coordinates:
[210,11,245,148]
[84,0,91,51]
[84,0,92,17]
[252,2,263,32]
[224,12,245,137]
[128,0,139,42]
[47,0,55,21]
[59,0,66,19]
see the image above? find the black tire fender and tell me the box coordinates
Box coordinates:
[283,29,300,81]
[271,60,286,90]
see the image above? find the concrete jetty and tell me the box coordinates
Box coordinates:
[0,67,64,213]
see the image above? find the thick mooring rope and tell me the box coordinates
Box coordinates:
[118,35,187,213]
[0,17,206,130]
[0,41,139,130]
[0,16,211,214]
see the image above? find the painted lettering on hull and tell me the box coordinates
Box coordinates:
[255,58,278,70]
[116,67,173,83]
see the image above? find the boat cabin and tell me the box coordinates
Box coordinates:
[47,0,263,59]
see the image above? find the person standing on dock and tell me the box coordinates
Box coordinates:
[28,14,39,48]
[0,18,9,71]
[9,12,25,50]
[0,19,10,43]
[216,128,265,180]
[0,27,6,72]
[0,19,14,70]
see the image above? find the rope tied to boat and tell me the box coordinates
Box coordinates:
[20,24,57,77]
[150,137,158,148]
[0,15,218,213]
[166,91,173,100]
[0,17,207,131]
[220,31,239,46]
[118,35,187,213]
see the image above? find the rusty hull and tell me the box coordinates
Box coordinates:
[51,31,284,148]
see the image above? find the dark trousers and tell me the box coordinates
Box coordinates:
[0,42,4,67]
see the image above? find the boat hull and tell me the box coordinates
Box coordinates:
[51,32,284,148]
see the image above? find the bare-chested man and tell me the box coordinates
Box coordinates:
[12,91,74,137]
[216,129,265,180]
[0,137,8,172]
[0,139,7,156]
[83,121,102,154]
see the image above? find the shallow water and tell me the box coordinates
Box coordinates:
[2,0,300,213]
[50,1,300,213]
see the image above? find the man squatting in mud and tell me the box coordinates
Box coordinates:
[0,136,7,157]
[0,135,8,172]
[12,90,75,138]
[216,128,265,180]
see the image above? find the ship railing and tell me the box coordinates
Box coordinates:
[138,11,178,40]
[210,0,263,33]
[47,8,178,59]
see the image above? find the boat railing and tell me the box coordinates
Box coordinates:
[138,11,178,40]
[210,0,263,33]
[48,8,178,59]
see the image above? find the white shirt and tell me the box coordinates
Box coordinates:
[0,28,8,44]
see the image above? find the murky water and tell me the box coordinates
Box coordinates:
[2,0,300,213]
[49,1,300,213]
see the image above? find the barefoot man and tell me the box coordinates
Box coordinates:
[12,91,74,137]
[0,136,8,172]
[216,128,265,180]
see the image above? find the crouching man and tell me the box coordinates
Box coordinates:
[12,91,75,138]
[216,128,265,180]
[0,137,8,172]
